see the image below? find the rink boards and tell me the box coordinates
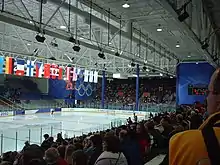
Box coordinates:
[0,108,151,117]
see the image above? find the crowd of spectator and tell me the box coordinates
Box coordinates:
[93,79,175,105]
[0,103,206,165]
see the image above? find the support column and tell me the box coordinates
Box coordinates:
[136,64,140,111]
[101,70,106,109]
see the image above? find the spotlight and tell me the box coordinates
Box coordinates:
[131,62,135,67]
[68,37,76,43]
[156,24,162,32]
[35,34,46,43]
[73,45,81,52]
[115,52,120,56]
[201,42,209,50]
[60,25,66,29]
[160,73,163,76]
[122,1,130,8]
[98,52,105,59]
[178,11,189,22]
[213,56,218,62]
[49,57,56,60]
[176,42,180,48]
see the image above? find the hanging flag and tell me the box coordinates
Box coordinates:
[66,67,77,81]
[0,56,4,74]
[26,60,35,77]
[5,57,14,74]
[44,63,50,78]
[84,70,89,82]
[58,67,63,80]
[50,64,63,80]
[89,70,94,82]
[35,62,43,78]
[93,71,98,83]
[50,64,59,79]
[15,59,25,76]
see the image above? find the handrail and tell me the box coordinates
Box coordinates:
[0,95,24,110]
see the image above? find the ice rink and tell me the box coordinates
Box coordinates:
[0,110,131,153]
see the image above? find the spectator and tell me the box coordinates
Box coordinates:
[119,130,143,165]
[169,68,220,165]
[65,145,75,165]
[85,135,103,165]
[41,137,54,151]
[45,148,60,165]
[95,135,128,165]
[57,146,68,165]
[72,150,87,165]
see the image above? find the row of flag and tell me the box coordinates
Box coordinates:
[0,56,98,83]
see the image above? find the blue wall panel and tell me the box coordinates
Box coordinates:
[177,62,214,105]
[48,79,73,99]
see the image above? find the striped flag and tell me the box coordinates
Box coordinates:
[44,63,50,78]
[26,60,35,77]
[89,71,94,82]
[35,62,43,78]
[84,70,89,82]
[0,56,4,74]
[5,57,14,74]
[66,67,78,81]
[15,59,25,76]
[93,71,98,83]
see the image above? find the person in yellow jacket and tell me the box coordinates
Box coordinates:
[169,68,220,165]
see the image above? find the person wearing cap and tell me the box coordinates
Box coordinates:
[169,68,220,165]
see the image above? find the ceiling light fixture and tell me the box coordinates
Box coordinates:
[156,24,162,32]
[160,73,163,76]
[27,43,31,46]
[176,42,180,48]
[122,1,130,8]
[60,25,66,29]
[187,55,191,58]
[35,34,46,43]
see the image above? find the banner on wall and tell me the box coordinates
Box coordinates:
[0,56,98,83]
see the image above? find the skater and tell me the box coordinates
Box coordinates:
[51,109,55,115]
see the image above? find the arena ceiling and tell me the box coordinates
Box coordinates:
[0,0,218,77]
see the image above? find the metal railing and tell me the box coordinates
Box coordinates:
[77,102,176,113]
[0,118,126,154]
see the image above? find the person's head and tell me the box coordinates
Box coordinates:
[57,145,66,159]
[45,148,59,165]
[44,134,49,140]
[119,130,127,141]
[48,137,54,142]
[103,135,120,153]
[144,121,154,131]
[160,117,170,127]
[24,141,30,147]
[207,68,220,114]
[176,114,183,123]
[22,144,44,165]
[57,133,62,139]
[72,150,87,165]
[136,124,144,134]
[89,134,102,147]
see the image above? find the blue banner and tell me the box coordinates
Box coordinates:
[176,62,214,105]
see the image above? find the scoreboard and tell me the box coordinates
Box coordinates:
[188,84,208,95]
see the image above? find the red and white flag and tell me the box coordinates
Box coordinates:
[44,63,51,78]
[66,67,77,81]
[50,64,63,80]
